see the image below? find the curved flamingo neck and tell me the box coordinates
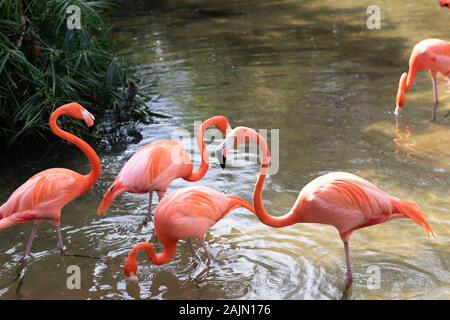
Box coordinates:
[396,72,407,108]
[396,60,418,108]
[249,130,297,228]
[253,167,297,228]
[406,56,418,91]
[129,241,177,266]
[184,117,223,182]
[49,108,101,189]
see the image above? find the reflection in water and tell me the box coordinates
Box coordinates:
[0,0,449,300]
[393,126,432,163]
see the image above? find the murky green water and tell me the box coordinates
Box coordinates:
[1,0,449,299]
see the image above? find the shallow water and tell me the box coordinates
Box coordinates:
[1,0,449,299]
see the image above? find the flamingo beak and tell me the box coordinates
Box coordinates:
[394,106,401,128]
[82,109,95,127]
[216,135,233,169]
[216,149,226,169]
[216,128,238,169]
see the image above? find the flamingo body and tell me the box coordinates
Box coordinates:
[0,169,83,227]
[123,186,254,277]
[293,172,433,239]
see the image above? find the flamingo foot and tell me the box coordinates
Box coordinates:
[430,115,437,122]
[140,217,154,232]
[15,260,27,281]
[341,278,353,300]
[199,239,214,264]
[345,273,353,288]
[19,254,29,264]
[431,102,439,122]
[15,276,25,294]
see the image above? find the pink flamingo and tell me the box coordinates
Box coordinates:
[216,127,435,287]
[395,38,450,122]
[0,103,101,260]
[97,116,231,222]
[123,186,254,278]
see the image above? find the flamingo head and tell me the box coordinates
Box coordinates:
[216,126,270,170]
[81,109,95,127]
[439,0,450,8]
[212,116,232,169]
[211,115,232,135]
[204,116,232,169]
[63,102,95,127]
[216,127,242,169]
[394,72,408,123]
[123,256,138,281]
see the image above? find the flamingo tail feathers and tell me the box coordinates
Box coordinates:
[97,180,128,216]
[391,198,435,237]
[228,196,255,214]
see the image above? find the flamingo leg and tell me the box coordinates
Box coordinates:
[343,241,353,288]
[56,225,66,254]
[187,239,199,261]
[142,190,165,227]
[20,222,39,262]
[148,191,154,220]
[445,77,450,118]
[431,75,439,121]
[142,191,154,226]
[199,238,213,262]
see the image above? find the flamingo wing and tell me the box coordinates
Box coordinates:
[0,168,81,220]
[412,39,450,74]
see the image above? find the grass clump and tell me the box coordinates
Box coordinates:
[0,0,153,151]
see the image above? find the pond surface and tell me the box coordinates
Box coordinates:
[0,0,449,299]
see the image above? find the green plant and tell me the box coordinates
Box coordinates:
[0,0,147,149]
